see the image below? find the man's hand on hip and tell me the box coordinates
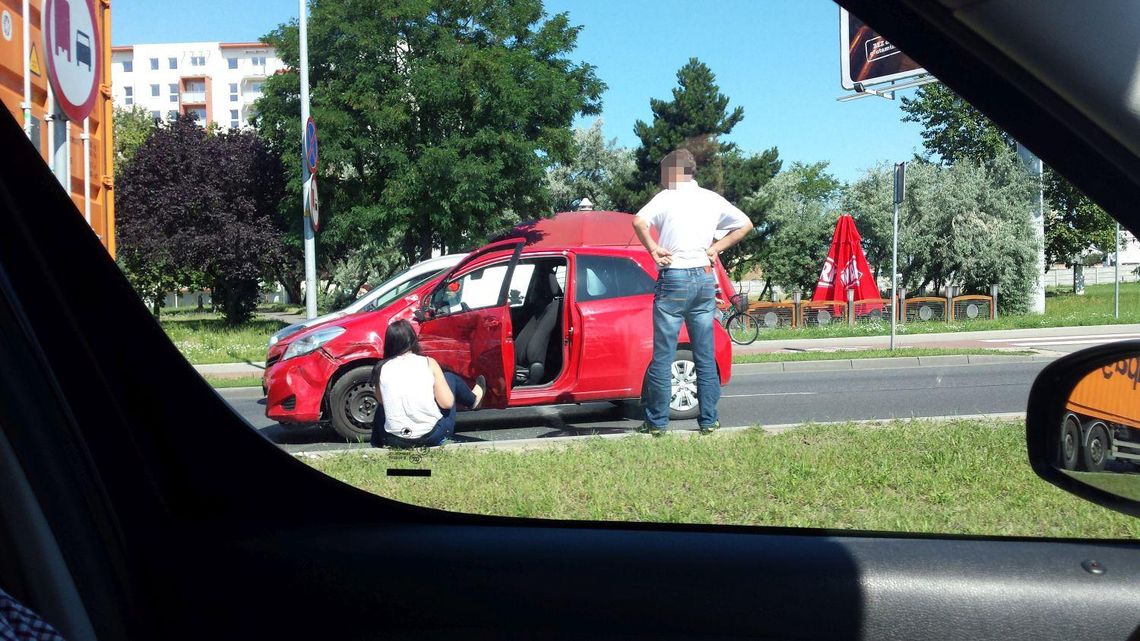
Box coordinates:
[650,246,673,266]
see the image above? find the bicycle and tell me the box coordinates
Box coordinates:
[721,292,760,345]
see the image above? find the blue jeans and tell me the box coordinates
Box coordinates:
[644,267,721,429]
[371,372,476,448]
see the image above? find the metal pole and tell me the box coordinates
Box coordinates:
[21,0,31,138]
[1016,142,1046,314]
[300,0,318,320]
[890,198,899,350]
[1115,221,1121,319]
[82,118,91,225]
[891,162,904,350]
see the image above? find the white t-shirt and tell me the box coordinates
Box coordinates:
[635,180,751,269]
[379,353,443,438]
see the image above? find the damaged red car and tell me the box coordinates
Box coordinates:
[263,211,737,440]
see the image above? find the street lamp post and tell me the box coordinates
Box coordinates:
[300,0,318,320]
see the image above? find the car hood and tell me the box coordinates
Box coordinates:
[272,311,348,344]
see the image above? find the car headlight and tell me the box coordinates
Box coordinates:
[282,327,346,361]
[269,324,306,347]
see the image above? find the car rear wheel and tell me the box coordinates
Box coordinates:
[1080,420,1110,473]
[1058,413,1081,471]
[328,365,378,442]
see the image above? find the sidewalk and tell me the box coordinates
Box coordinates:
[734,323,1140,354]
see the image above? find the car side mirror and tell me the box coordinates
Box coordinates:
[1026,340,1140,518]
[413,306,429,322]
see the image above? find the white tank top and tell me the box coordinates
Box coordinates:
[379,353,443,438]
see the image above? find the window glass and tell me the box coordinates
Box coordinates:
[431,262,515,314]
[67,0,1140,541]
[575,255,654,302]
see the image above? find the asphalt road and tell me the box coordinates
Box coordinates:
[220,360,1049,454]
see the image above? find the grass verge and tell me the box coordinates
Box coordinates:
[202,375,263,389]
[733,347,1036,364]
[161,316,286,365]
[307,419,1140,539]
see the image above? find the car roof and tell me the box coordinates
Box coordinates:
[494,210,658,250]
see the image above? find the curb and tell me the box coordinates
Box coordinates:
[734,353,1055,374]
[290,412,1027,459]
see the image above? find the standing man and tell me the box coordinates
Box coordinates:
[632,149,754,435]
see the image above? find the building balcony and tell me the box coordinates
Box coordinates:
[181,92,207,103]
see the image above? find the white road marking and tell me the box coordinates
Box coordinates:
[722,392,817,398]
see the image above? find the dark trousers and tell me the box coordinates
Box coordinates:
[371,372,476,448]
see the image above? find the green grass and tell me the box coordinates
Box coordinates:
[1068,470,1140,502]
[733,347,1036,364]
[307,420,1140,539]
[752,282,1140,342]
[202,375,264,389]
[161,316,286,364]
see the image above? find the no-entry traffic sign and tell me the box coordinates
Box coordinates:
[43,0,101,122]
[304,116,318,174]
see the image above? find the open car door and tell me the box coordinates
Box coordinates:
[415,241,524,408]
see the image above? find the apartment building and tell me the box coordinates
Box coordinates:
[110,41,284,128]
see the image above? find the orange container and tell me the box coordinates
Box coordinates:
[0,0,114,256]
[1065,358,1140,429]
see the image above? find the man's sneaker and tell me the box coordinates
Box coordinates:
[698,421,720,435]
[637,422,667,437]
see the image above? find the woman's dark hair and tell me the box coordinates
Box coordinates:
[373,319,423,383]
[383,319,422,360]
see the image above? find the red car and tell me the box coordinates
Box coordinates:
[264,211,737,440]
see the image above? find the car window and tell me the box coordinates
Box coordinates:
[361,269,442,312]
[430,262,525,314]
[576,255,654,302]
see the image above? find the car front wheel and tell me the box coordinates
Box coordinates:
[328,365,378,442]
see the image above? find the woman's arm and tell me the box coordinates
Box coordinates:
[428,358,455,409]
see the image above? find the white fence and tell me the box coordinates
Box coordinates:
[1045,264,1140,288]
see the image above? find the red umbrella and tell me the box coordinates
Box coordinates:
[811,214,881,309]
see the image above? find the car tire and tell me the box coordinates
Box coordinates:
[328,365,378,442]
[638,350,703,422]
[1080,420,1110,473]
[1058,413,1081,471]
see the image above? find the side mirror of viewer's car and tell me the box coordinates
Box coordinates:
[1026,341,1140,517]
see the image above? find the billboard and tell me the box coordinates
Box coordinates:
[839,8,926,90]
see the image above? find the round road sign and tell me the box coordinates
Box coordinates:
[305,116,318,173]
[43,0,101,122]
[307,176,320,232]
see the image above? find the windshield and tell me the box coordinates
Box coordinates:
[359,269,444,313]
[38,0,1135,541]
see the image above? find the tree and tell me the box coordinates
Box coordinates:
[113,105,157,171]
[255,0,605,301]
[750,162,842,297]
[845,151,1038,313]
[612,58,745,212]
[706,148,782,279]
[545,119,633,212]
[612,58,780,277]
[117,118,286,324]
[899,83,1011,165]
[900,83,1116,294]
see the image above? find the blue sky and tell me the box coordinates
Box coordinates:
[113,0,927,182]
